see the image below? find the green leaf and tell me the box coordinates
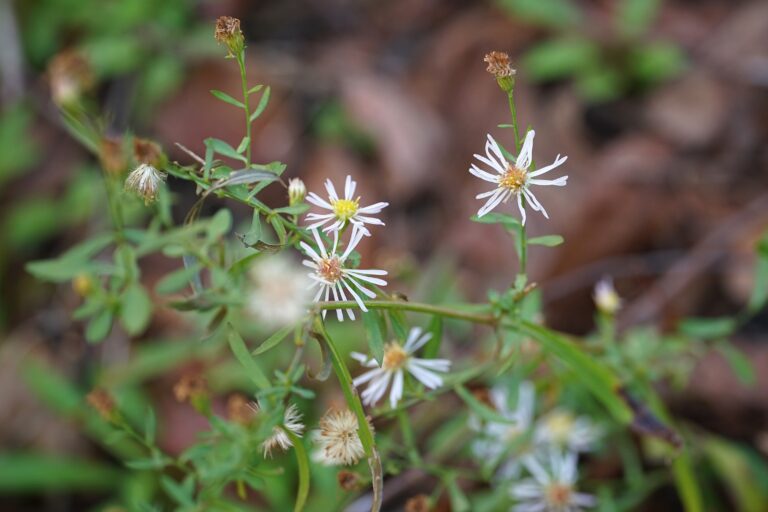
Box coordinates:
[249,86,271,122]
[522,37,599,81]
[445,474,471,512]
[228,327,271,390]
[748,236,768,313]
[519,321,633,423]
[362,311,386,365]
[630,42,686,85]
[120,284,152,336]
[205,138,247,163]
[717,343,755,386]
[210,89,245,109]
[144,407,157,445]
[285,430,310,512]
[161,475,195,507]
[0,453,120,493]
[252,325,294,356]
[672,449,704,512]
[86,309,114,343]
[274,203,310,215]
[270,216,287,244]
[704,436,768,512]
[248,84,264,95]
[528,235,564,247]
[422,315,443,359]
[618,0,661,38]
[208,209,233,239]
[496,0,582,28]
[236,136,250,154]
[155,265,201,295]
[679,317,736,340]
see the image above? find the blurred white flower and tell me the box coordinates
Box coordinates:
[535,409,602,453]
[351,327,451,408]
[246,255,312,329]
[300,226,387,321]
[471,381,537,479]
[593,278,621,315]
[511,451,596,512]
[125,163,166,205]
[305,175,388,235]
[312,409,369,466]
[470,130,567,224]
[261,404,305,458]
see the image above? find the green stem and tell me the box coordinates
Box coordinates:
[397,409,422,465]
[236,52,252,166]
[104,178,125,244]
[313,317,383,512]
[507,89,527,275]
[316,300,497,326]
[507,90,520,154]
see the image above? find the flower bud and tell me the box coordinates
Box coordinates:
[288,178,306,206]
[484,51,516,94]
[100,137,127,177]
[125,164,166,205]
[72,274,94,297]
[594,278,621,315]
[214,16,245,57]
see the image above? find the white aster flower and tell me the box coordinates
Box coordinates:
[471,381,537,479]
[305,175,388,235]
[261,403,305,458]
[246,255,312,329]
[300,226,387,321]
[511,451,596,512]
[470,130,567,224]
[312,408,370,466]
[125,163,167,205]
[593,277,621,315]
[535,409,602,453]
[351,327,451,408]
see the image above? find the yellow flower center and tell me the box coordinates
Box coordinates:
[499,164,527,193]
[382,342,408,370]
[332,198,360,222]
[545,483,573,507]
[318,256,343,283]
[545,411,575,443]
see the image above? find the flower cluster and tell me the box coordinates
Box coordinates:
[470,382,601,510]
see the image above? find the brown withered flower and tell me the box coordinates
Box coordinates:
[173,373,208,403]
[99,137,127,176]
[214,16,245,56]
[87,388,116,421]
[133,137,164,168]
[336,470,362,491]
[48,50,95,107]
[226,393,257,425]
[484,51,516,78]
[405,494,431,512]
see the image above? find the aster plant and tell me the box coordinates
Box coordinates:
[25,15,768,512]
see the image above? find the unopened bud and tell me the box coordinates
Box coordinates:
[87,388,116,422]
[125,164,166,205]
[484,51,516,94]
[214,16,245,57]
[594,277,621,315]
[288,178,306,206]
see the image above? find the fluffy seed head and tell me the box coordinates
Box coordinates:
[125,164,166,205]
[262,404,305,458]
[315,409,368,466]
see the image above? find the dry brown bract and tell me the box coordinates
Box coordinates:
[484,51,516,78]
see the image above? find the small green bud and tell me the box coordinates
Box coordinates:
[288,178,306,206]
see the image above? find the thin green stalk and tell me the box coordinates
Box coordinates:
[507,90,520,153]
[397,409,422,465]
[507,88,527,275]
[236,52,252,166]
[104,178,125,244]
[313,317,383,512]
[316,300,497,326]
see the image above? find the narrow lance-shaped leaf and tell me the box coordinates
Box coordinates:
[210,89,245,109]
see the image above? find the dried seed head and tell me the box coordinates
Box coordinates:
[337,470,361,491]
[173,374,208,403]
[227,393,257,425]
[87,388,116,421]
[125,164,166,205]
[484,51,516,78]
[405,494,431,512]
[214,16,245,56]
[133,138,164,168]
[48,50,94,107]
[314,409,371,466]
[100,138,127,176]
[288,178,307,206]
